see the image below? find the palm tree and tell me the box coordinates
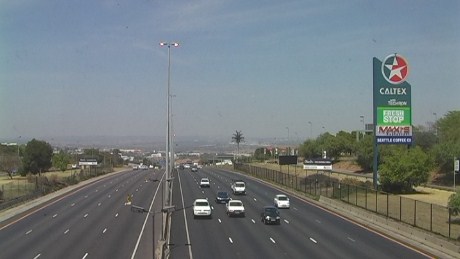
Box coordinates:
[232,130,244,160]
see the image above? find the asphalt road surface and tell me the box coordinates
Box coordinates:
[0,169,163,259]
[169,166,431,259]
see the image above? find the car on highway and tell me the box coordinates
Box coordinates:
[261,206,281,225]
[191,166,198,172]
[274,194,290,209]
[193,199,212,218]
[215,191,231,203]
[200,178,210,187]
[226,199,245,217]
[231,180,246,195]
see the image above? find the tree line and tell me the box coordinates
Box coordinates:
[253,111,460,193]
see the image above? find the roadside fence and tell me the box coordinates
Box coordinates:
[0,167,111,211]
[234,163,460,241]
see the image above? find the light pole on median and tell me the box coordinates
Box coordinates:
[159,41,179,209]
[360,115,365,140]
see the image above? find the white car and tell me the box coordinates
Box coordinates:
[231,180,246,195]
[200,178,210,188]
[274,194,290,209]
[193,199,212,218]
[226,199,245,217]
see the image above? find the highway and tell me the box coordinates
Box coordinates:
[0,169,163,259]
[169,166,431,259]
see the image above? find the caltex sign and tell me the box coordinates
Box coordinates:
[373,54,412,144]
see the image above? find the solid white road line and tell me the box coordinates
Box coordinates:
[130,171,164,259]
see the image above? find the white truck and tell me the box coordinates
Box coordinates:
[231,180,246,195]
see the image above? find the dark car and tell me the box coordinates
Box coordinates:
[215,191,231,203]
[261,206,281,225]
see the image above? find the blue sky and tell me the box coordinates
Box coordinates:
[1,1,459,143]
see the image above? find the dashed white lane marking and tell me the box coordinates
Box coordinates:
[98,202,101,206]
[253,198,257,202]
[293,207,298,211]
[218,219,222,223]
[84,213,88,218]
[33,254,41,259]
[103,228,107,234]
[251,219,256,224]
[270,237,276,244]
[71,203,75,207]
[309,237,317,244]
[82,253,89,259]
[26,229,32,235]
[53,214,58,218]
[64,229,69,234]
[115,213,119,218]
[284,219,289,224]
[315,219,321,224]
[347,237,356,242]
[229,237,233,244]
[84,195,88,198]
[108,195,111,198]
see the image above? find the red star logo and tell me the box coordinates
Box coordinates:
[381,54,409,84]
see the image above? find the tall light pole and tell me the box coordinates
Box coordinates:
[170,94,176,173]
[308,121,312,139]
[160,41,179,208]
[360,115,365,139]
[433,112,438,137]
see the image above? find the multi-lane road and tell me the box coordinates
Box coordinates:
[170,166,431,259]
[0,169,163,259]
[0,166,435,259]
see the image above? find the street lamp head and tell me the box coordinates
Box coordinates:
[159,42,180,47]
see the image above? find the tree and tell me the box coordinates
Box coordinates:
[431,111,460,174]
[299,139,320,159]
[0,154,20,179]
[22,139,53,176]
[52,151,70,173]
[448,190,460,216]
[354,134,374,172]
[0,144,21,179]
[316,133,340,160]
[232,130,244,158]
[413,125,437,152]
[437,111,460,144]
[379,146,433,192]
[254,148,271,161]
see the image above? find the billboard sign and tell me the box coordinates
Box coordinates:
[373,54,412,145]
[279,155,298,165]
[303,159,332,170]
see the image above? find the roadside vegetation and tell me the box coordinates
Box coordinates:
[252,111,459,194]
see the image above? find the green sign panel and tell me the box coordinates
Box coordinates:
[377,107,411,125]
